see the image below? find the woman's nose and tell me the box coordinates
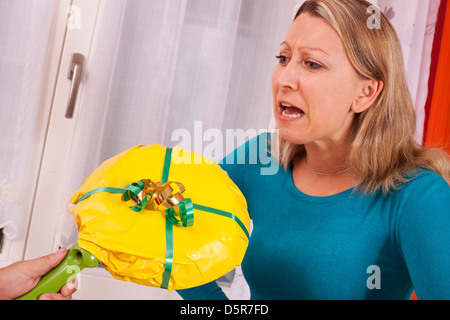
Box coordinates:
[275,63,299,91]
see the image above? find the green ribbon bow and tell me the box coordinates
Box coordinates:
[120,178,194,228]
[76,148,248,289]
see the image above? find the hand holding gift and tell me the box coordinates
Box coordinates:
[18,145,250,298]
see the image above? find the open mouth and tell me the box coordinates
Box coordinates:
[279,103,305,119]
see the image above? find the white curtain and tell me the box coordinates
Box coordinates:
[0,0,58,240]
[55,0,299,247]
[374,0,441,143]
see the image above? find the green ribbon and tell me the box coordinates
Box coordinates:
[75,147,248,289]
[193,204,249,239]
[121,180,150,212]
[161,148,173,289]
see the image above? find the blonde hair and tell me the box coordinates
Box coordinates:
[275,0,450,194]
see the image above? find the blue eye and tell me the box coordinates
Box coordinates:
[305,60,323,70]
[275,55,289,65]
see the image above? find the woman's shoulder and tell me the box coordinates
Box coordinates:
[219,131,280,191]
[403,169,449,190]
[394,168,450,207]
[221,131,273,166]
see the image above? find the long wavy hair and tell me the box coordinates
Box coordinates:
[274,0,450,194]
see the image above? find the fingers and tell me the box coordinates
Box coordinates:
[38,292,73,300]
[26,247,67,277]
[60,278,78,297]
[38,279,77,300]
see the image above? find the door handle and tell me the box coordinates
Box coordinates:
[65,53,85,119]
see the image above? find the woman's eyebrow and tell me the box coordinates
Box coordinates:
[280,41,330,57]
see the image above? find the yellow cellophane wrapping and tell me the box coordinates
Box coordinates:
[70,145,250,290]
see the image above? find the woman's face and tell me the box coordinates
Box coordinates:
[272,13,366,148]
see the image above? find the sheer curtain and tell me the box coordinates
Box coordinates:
[55,0,299,247]
[374,0,441,143]
[0,0,59,241]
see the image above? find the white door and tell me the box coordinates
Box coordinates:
[22,0,296,299]
[24,0,183,300]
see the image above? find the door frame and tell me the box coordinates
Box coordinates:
[24,0,101,260]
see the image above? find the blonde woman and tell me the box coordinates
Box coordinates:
[179,0,450,300]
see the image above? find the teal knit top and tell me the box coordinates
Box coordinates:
[178,134,450,300]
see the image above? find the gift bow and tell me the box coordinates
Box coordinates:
[121,179,194,227]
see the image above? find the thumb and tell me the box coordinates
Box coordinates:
[26,247,67,277]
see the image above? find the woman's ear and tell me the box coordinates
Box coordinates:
[351,79,384,113]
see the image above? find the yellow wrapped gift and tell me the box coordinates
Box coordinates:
[70,145,250,290]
